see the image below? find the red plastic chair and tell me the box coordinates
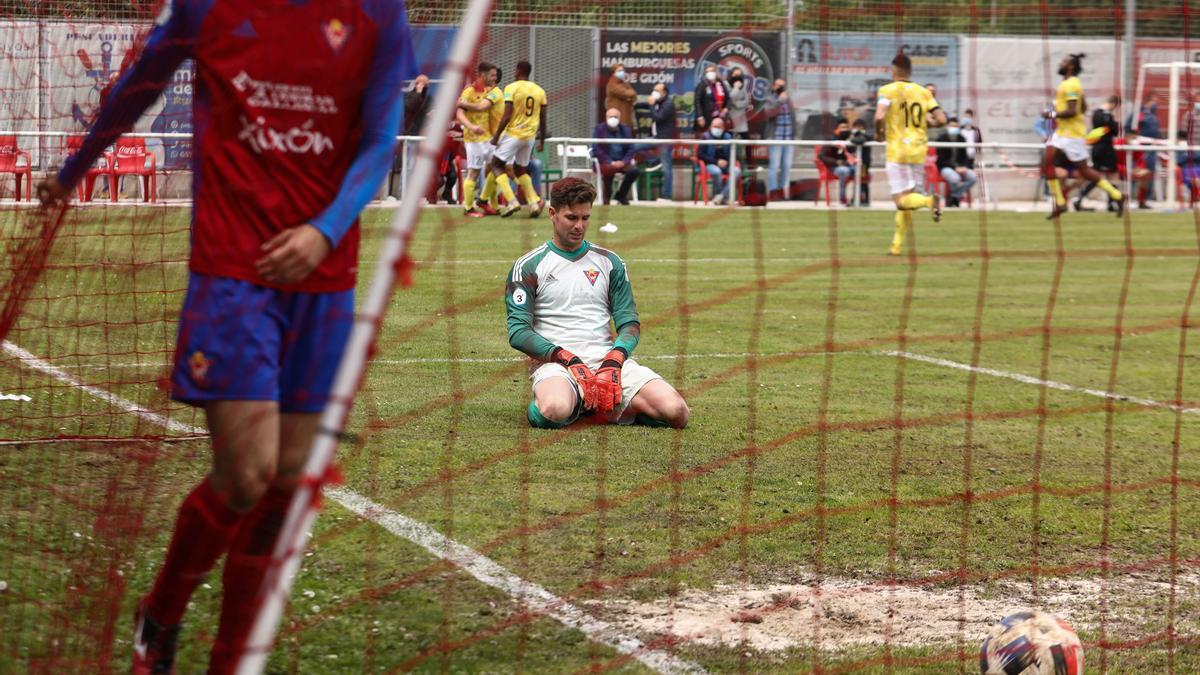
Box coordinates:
[111,138,156,202]
[0,136,32,201]
[65,136,112,202]
[927,160,974,208]
[813,146,836,206]
[692,145,741,205]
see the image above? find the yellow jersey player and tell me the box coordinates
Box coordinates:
[875,54,946,256]
[1041,53,1124,219]
[490,59,547,218]
[457,61,502,217]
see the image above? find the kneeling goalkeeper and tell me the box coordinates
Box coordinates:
[505,177,689,429]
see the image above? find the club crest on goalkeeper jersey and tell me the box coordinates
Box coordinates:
[506,241,639,369]
[58,0,416,293]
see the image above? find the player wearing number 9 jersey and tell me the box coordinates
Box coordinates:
[490,59,547,217]
[875,53,946,256]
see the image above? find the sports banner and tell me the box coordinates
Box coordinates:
[961,37,1119,165]
[597,30,783,137]
[789,33,959,140]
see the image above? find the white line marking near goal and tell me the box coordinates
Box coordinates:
[1,341,198,434]
[3,340,703,674]
[327,488,705,674]
[879,350,1200,416]
[0,392,32,402]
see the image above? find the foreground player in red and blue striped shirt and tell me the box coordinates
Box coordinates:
[40,1,415,671]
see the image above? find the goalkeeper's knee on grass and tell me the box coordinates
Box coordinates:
[527,400,571,429]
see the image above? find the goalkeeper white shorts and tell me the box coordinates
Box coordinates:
[465,142,494,170]
[495,135,535,166]
[531,358,662,423]
[886,161,926,195]
[1048,133,1089,163]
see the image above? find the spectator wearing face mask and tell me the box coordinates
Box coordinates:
[727,68,751,139]
[649,83,678,202]
[960,109,983,164]
[693,64,729,133]
[605,63,637,128]
[935,116,977,207]
[697,117,734,205]
[593,106,641,205]
[763,78,795,201]
[819,117,857,205]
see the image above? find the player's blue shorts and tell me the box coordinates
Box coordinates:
[170,272,354,413]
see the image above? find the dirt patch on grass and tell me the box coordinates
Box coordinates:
[592,572,1200,651]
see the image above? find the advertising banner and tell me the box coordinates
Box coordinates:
[598,30,783,137]
[788,33,958,140]
[961,37,1119,164]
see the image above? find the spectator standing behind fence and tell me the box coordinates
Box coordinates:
[1182,93,1200,201]
[649,83,677,202]
[850,118,872,205]
[698,117,734,205]
[935,117,977,207]
[403,74,431,188]
[693,64,728,133]
[605,64,637,128]
[819,118,856,205]
[727,68,750,139]
[763,78,795,201]
[1127,92,1162,203]
[960,109,983,165]
[593,107,641,205]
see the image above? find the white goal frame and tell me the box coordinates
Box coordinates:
[1132,62,1200,208]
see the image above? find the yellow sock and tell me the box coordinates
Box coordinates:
[892,210,909,251]
[517,174,539,203]
[898,193,932,210]
[481,174,497,203]
[1047,178,1066,207]
[1096,178,1123,201]
[497,174,517,204]
[462,178,476,207]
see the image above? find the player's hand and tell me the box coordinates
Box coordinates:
[489,136,500,147]
[537,140,544,153]
[37,176,69,208]
[470,124,485,135]
[255,224,332,285]
[717,159,728,169]
[552,347,596,411]
[611,160,624,170]
[593,349,626,414]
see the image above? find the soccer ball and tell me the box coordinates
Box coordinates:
[980,610,1083,675]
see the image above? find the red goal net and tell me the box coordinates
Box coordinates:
[1,0,1198,672]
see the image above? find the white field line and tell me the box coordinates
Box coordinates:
[1,340,198,434]
[1,340,705,674]
[881,349,1200,416]
[326,488,705,674]
[0,392,32,402]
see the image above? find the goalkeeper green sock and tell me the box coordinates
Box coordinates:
[497,174,518,204]
[527,401,568,429]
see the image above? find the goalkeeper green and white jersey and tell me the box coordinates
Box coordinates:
[506,240,639,369]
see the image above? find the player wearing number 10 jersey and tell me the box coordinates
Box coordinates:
[875,54,946,256]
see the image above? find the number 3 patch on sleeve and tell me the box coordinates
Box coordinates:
[512,288,527,305]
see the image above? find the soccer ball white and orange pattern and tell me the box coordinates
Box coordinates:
[980,610,1083,675]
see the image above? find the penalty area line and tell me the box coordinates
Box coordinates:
[1,339,705,675]
[879,350,1200,416]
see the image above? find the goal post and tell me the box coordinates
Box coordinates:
[1132,61,1200,208]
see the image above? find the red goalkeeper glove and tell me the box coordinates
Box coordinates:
[593,349,626,414]
[552,347,596,411]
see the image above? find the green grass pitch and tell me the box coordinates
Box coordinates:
[2,204,1199,672]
